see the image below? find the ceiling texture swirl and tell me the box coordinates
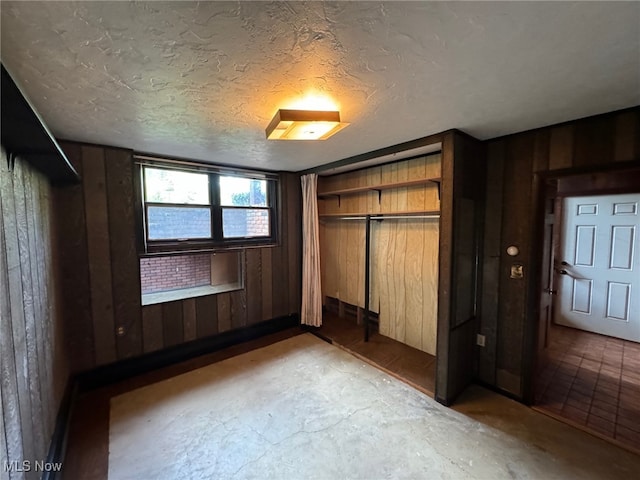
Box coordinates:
[1,1,638,171]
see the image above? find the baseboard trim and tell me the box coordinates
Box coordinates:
[42,379,78,480]
[76,314,300,391]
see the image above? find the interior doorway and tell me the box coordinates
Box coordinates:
[532,166,640,453]
[555,193,640,342]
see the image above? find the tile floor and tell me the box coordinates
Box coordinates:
[535,324,640,452]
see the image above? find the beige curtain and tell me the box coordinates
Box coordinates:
[300,173,322,327]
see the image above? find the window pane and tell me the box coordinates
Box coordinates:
[222,208,270,238]
[147,206,211,240]
[145,167,209,204]
[220,176,267,207]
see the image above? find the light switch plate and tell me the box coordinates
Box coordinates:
[510,264,524,279]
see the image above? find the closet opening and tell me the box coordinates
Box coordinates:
[314,151,442,397]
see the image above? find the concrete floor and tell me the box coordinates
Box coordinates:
[109,334,640,480]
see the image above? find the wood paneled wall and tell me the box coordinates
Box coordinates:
[56,141,301,373]
[318,154,441,354]
[1,150,68,480]
[435,132,486,405]
[480,108,640,399]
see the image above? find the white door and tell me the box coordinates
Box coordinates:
[555,193,640,342]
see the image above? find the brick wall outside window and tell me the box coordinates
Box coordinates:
[140,254,211,294]
[223,209,270,237]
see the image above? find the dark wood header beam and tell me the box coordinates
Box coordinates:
[1,64,79,184]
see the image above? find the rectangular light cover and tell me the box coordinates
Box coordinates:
[266,109,349,140]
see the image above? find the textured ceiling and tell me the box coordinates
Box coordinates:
[1,1,639,172]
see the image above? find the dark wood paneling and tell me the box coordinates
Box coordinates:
[195,295,218,338]
[245,248,263,323]
[141,304,163,353]
[478,141,505,385]
[0,154,29,477]
[217,292,232,333]
[495,133,535,396]
[182,298,197,341]
[548,125,573,170]
[271,178,290,319]
[261,247,273,320]
[230,288,248,329]
[1,157,37,471]
[81,146,116,366]
[1,65,78,185]
[286,173,302,315]
[14,159,48,459]
[26,166,52,428]
[435,132,455,404]
[270,243,288,319]
[1,152,70,480]
[57,143,95,371]
[161,301,184,348]
[105,148,142,360]
[557,168,640,197]
[614,111,640,162]
[533,130,550,173]
[572,115,615,168]
[437,132,486,405]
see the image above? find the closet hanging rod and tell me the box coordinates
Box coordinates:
[321,214,440,221]
[370,214,440,220]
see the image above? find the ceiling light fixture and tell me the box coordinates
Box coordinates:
[265,109,349,140]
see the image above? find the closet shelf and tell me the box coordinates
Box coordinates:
[319,209,440,219]
[317,177,441,200]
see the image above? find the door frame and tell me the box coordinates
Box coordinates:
[523,160,640,404]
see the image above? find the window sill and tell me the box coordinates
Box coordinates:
[141,282,243,306]
[140,242,278,257]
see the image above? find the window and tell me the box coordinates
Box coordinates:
[136,157,278,254]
